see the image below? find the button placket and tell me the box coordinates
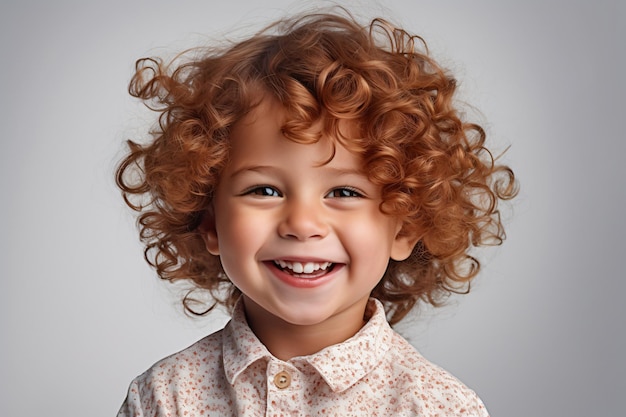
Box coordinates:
[273,370,291,389]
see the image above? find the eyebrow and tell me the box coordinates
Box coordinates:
[228,165,279,179]
[228,165,367,179]
[322,167,367,177]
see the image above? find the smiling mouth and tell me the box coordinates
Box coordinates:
[273,260,336,278]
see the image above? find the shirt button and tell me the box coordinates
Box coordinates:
[273,371,291,389]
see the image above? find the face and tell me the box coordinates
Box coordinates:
[202,97,415,337]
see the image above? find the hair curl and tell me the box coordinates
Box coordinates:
[116,10,517,325]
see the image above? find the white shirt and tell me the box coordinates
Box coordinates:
[118,299,489,416]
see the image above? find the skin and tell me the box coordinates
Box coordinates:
[200,97,416,361]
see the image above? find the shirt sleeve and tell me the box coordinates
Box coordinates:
[116,378,147,417]
[458,391,490,417]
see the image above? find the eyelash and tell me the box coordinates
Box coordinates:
[242,186,364,198]
[243,186,282,197]
[325,187,364,198]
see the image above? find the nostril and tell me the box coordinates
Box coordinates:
[281,231,324,241]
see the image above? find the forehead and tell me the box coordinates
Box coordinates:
[227,96,364,169]
[232,97,287,141]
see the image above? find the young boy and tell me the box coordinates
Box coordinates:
[116,10,516,416]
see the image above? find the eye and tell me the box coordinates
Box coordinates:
[325,187,364,198]
[244,186,282,197]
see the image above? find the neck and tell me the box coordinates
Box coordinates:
[242,296,368,361]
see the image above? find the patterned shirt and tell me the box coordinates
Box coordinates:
[117,299,489,416]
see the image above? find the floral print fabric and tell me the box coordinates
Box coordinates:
[118,299,489,416]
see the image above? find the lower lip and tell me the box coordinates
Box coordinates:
[264,262,342,289]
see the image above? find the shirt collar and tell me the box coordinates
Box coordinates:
[222,298,272,385]
[303,299,393,392]
[222,298,394,393]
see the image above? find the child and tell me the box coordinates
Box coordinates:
[116,10,516,417]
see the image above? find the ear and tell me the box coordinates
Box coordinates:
[390,222,419,261]
[197,208,220,256]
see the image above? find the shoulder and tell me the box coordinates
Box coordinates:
[379,332,490,416]
[136,329,225,387]
[117,329,230,416]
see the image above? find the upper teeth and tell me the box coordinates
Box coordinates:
[274,260,332,274]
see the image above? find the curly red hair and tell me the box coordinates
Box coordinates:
[116,11,517,325]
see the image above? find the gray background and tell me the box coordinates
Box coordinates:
[1,0,624,416]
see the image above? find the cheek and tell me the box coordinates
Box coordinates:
[215,207,269,262]
[342,212,397,265]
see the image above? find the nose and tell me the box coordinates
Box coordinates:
[277,198,329,241]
